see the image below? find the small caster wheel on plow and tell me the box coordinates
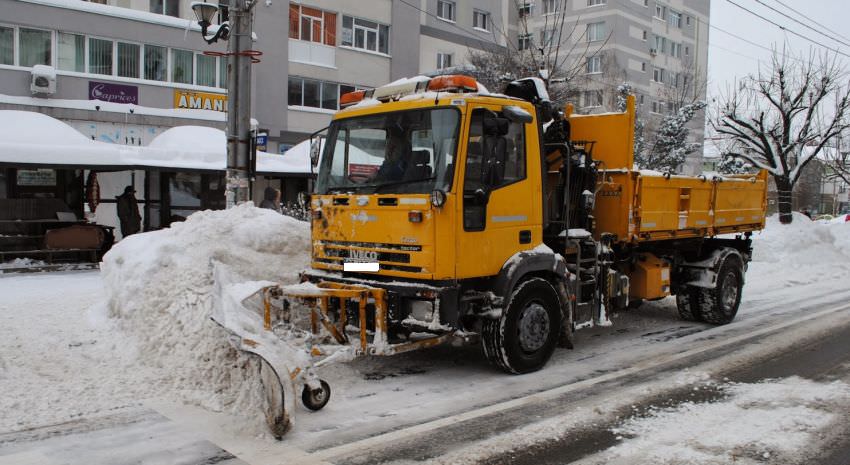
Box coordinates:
[301,380,331,411]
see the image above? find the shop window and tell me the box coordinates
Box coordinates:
[19,28,52,68]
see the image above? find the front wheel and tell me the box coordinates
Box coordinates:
[483,278,562,374]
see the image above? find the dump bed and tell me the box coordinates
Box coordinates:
[565,96,768,244]
[593,169,768,243]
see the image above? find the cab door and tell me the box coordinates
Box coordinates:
[455,104,540,279]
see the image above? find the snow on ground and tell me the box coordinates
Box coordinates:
[1,211,849,460]
[600,377,850,465]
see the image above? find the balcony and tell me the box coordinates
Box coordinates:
[289,40,336,69]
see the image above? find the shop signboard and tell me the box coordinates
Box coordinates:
[89,81,138,104]
[174,90,227,112]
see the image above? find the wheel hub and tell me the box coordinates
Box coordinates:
[518,303,549,353]
[721,273,738,312]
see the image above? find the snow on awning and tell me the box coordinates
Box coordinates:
[0,111,312,175]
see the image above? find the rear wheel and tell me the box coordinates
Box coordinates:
[676,288,702,322]
[696,255,744,325]
[483,278,562,374]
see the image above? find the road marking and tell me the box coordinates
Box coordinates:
[313,302,850,462]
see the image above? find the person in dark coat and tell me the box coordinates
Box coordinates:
[116,185,142,237]
[260,187,282,213]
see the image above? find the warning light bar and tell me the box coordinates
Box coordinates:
[339,75,481,108]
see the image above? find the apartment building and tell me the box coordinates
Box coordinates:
[516,0,711,174]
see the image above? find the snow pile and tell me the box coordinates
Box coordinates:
[100,204,310,424]
[748,212,850,287]
[604,376,850,465]
[0,257,47,269]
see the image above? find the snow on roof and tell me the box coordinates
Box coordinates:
[20,0,202,31]
[0,111,309,174]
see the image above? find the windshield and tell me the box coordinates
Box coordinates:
[315,108,460,194]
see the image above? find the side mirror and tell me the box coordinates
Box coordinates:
[309,126,327,167]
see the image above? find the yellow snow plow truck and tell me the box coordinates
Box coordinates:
[213,75,767,437]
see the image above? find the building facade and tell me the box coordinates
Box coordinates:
[515,0,711,174]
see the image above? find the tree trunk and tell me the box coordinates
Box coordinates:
[775,175,793,224]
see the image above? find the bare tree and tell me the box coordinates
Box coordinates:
[465,0,608,106]
[711,51,850,224]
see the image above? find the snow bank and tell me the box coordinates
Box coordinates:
[605,376,850,465]
[100,204,310,425]
[748,212,850,289]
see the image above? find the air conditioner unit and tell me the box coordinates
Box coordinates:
[31,65,56,95]
[649,48,657,56]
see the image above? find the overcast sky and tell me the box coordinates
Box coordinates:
[707,0,848,98]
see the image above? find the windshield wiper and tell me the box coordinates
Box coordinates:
[372,177,437,193]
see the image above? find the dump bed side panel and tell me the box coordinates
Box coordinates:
[713,170,768,234]
[636,174,714,240]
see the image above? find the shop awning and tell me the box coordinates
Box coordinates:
[0,110,313,176]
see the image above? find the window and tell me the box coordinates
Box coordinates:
[642,30,647,41]
[655,4,666,19]
[586,22,606,42]
[653,35,666,54]
[685,45,690,56]
[88,38,112,75]
[540,29,556,46]
[437,52,453,69]
[543,0,560,14]
[669,42,681,58]
[289,4,336,46]
[473,10,490,31]
[144,45,166,81]
[463,107,526,230]
[518,2,533,17]
[19,28,52,68]
[669,10,681,28]
[641,61,646,72]
[341,16,390,54]
[643,0,648,5]
[518,33,532,51]
[437,0,456,21]
[57,32,84,72]
[149,0,178,17]
[288,76,346,110]
[652,67,664,82]
[582,90,603,108]
[0,26,12,65]
[587,0,606,5]
[586,55,601,74]
[219,57,227,88]
[117,42,140,78]
[196,53,217,87]
[686,16,691,25]
[171,48,193,84]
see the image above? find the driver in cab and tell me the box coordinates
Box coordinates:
[374,127,410,182]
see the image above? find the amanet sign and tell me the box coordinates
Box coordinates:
[174,90,227,112]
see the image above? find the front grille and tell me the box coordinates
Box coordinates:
[319,240,422,252]
[324,248,411,264]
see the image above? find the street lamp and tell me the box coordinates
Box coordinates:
[191,2,231,44]
[192,0,257,208]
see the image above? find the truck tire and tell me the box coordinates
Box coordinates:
[482,278,561,374]
[675,288,702,322]
[696,255,743,325]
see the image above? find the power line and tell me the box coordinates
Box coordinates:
[752,0,850,49]
[724,0,850,59]
[770,0,850,45]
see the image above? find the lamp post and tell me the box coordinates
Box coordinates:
[192,0,256,208]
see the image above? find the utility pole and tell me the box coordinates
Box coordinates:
[224,0,255,208]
